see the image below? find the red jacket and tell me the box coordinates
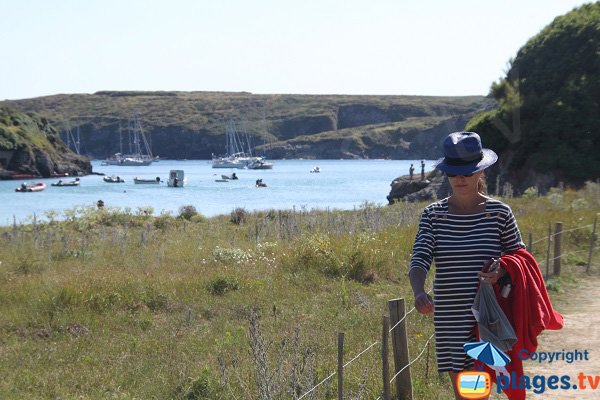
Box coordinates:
[476,249,564,399]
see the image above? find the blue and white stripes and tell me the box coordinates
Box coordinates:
[410,197,525,372]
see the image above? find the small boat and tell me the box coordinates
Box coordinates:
[15,182,47,192]
[168,170,185,187]
[247,159,274,170]
[51,178,80,187]
[255,179,267,188]
[310,166,320,173]
[133,176,162,184]
[221,173,239,180]
[103,175,125,183]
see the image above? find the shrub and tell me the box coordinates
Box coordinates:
[185,368,212,399]
[208,276,240,295]
[178,205,198,221]
[293,233,342,276]
[230,207,247,225]
[212,246,253,264]
[190,213,207,223]
[523,186,539,199]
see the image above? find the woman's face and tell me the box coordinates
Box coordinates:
[447,170,483,196]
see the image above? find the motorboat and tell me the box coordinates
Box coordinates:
[168,170,185,187]
[103,175,125,183]
[247,159,274,170]
[15,182,47,192]
[310,166,320,173]
[51,178,80,187]
[221,173,239,180]
[133,176,162,184]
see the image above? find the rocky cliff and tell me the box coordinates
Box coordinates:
[0,107,91,179]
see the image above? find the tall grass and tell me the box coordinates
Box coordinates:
[0,184,598,399]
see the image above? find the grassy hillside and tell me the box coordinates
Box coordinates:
[0,106,91,178]
[466,2,600,192]
[0,184,598,399]
[1,92,488,160]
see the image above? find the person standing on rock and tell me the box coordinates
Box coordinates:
[421,160,425,180]
[408,131,525,400]
[409,163,415,181]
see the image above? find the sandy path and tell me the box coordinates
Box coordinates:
[522,277,600,399]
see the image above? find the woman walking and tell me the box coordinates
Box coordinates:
[409,131,525,399]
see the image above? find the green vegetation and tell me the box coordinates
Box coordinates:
[467,3,600,189]
[0,183,598,399]
[0,107,91,178]
[0,107,55,153]
[1,92,487,160]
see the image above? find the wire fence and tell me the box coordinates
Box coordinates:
[531,224,593,245]
[296,218,597,399]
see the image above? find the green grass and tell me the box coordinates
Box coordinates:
[0,185,598,399]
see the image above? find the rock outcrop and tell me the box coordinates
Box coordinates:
[387,169,450,204]
[0,107,91,179]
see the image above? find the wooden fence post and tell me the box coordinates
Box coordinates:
[382,316,391,400]
[553,222,563,276]
[338,332,344,400]
[528,232,533,252]
[545,223,552,280]
[388,299,413,400]
[587,215,598,274]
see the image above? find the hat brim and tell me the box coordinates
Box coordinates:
[435,148,498,175]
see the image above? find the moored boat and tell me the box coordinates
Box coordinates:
[167,170,185,187]
[51,178,80,187]
[221,173,239,180]
[103,175,125,183]
[247,159,274,170]
[15,182,47,192]
[133,176,162,184]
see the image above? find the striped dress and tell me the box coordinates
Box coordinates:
[410,197,525,372]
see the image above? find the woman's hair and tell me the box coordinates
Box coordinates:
[478,175,487,194]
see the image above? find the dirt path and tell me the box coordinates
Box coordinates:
[522,277,600,399]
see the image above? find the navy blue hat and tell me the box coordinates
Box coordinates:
[435,132,497,175]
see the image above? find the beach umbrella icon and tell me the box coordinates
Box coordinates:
[463,341,511,367]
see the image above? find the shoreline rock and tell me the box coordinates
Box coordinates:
[387,169,450,204]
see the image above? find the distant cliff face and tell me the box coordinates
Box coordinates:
[1,92,489,161]
[0,107,91,179]
[264,114,476,160]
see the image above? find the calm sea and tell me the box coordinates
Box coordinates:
[0,159,435,226]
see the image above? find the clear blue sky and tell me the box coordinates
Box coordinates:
[0,0,589,100]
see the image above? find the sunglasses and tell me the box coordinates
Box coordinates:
[446,172,475,178]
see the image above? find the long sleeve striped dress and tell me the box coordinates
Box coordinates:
[410,197,525,372]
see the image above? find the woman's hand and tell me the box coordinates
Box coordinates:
[414,291,434,314]
[477,267,507,284]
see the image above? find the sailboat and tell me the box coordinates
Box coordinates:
[211,118,271,169]
[102,116,155,166]
[64,119,81,154]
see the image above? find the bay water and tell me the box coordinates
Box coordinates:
[0,159,435,226]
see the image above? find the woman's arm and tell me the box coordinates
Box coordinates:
[409,268,434,314]
[409,208,435,314]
